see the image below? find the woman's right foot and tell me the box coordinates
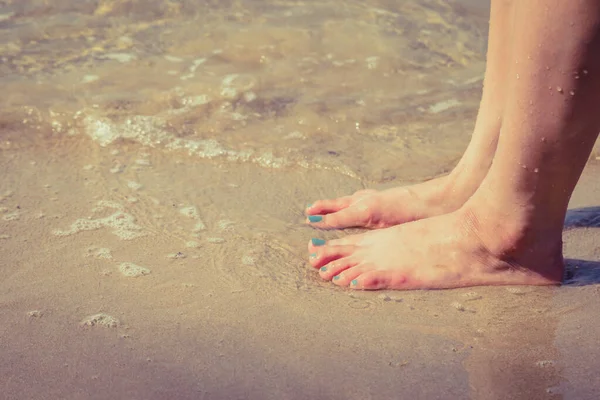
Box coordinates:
[305,163,490,230]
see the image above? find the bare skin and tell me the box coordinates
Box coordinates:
[308,0,600,290]
[306,0,515,229]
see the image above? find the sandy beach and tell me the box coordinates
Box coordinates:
[2,0,600,399]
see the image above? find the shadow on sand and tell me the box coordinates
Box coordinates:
[563,206,600,285]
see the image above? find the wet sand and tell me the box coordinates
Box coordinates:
[2,0,600,399]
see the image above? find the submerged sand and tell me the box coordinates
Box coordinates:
[2,0,600,399]
[1,131,600,400]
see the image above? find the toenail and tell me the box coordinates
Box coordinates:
[308,215,323,223]
[311,238,326,246]
[351,279,358,286]
[306,203,313,208]
[333,275,340,281]
[310,253,317,259]
[320,266,327,272]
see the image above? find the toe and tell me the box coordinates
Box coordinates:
[309,245,356,268]
[306,197,352,216]
[331,264,370,287]
[318,256,359,280]
[307,234,364,253]
[349,270,410,290]
[306,205,370,229]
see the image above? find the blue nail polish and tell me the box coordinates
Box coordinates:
[306,203,313,208]
[333,275,340,281]
[320,266,327,272]
[311,238,326,246]
[308,215,323,223]
[310,253,317,259]
[351,279,358,286]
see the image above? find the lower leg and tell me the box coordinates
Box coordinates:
[308,0,600,290]
[306,0,514,229]
[465,0,600,280]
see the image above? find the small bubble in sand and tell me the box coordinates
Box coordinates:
[206,237,225,244]
[366,56,379,70]
[80,313,119,328]
[86,247,113,260]
[377,294,392,302]
[110,163,124,174]
[127,181,143,191]
[450,302,466,311]
[119,262,151,277]
[241,255,255,265]
[135,159,151,166]
[110,149,119,156]
[536,360,555,368]
[179,206,199,219]
[167,252,186,259]
[83,164,94,171]
[127,197,138,203]
[217,220,235,230]
[0,234,10,239]
[27,310,43,318]
[82,75,99,83]
[185,240,200,248]
[164,55,184,63]
[243,91,257,102]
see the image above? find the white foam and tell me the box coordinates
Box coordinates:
[80,313,119,328]
[102,53,137,63]
[27,310,43,318]
[119,262,151,277]
[3,211,20,221]
[193,220,206,231]
[82,75,99,83]
[127,181,143,191]
[217,220,235,231]
[86,247,113,260]
[179,206,199,218]
[241,255,255,265]
[53,201,146,240]
[164,55,184,63]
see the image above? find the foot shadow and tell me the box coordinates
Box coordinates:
[563,207,600,285]
[564,259,600,286]
[564,206,600,229]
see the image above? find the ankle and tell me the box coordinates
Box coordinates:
[459,196,564,281]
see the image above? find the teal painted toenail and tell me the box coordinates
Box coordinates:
[351,279,358,286]
[311,238,326,246]
[306,203,313,208]
[320,266,327,272]
[310,253,317,259]
[308,215,323,223]
[333,275,340,281]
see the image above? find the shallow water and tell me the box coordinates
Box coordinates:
[2,1,600,399]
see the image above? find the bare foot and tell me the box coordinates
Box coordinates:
[305,168,484,230]
[307,204,563,290]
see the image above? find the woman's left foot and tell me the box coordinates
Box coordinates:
[307,203,564,290]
